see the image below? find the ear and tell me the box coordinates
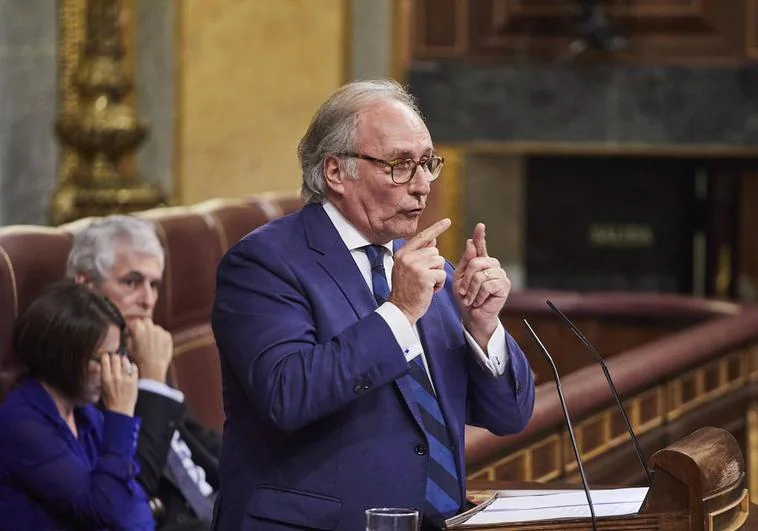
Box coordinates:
[323,155,346,197]
[73,273,95,289]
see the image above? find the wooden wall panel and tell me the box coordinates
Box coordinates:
[739,171,758,300]
[412,0,467,58]
[749,0,758,59]
[412,0,750,64]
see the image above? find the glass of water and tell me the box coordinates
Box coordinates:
[365,507,419,531]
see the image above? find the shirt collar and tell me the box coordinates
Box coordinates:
[322,201,393,255]
[16,377,97,433]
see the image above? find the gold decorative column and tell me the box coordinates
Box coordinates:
[52,0,164,225]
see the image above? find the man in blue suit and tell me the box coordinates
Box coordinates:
[211,79,535,531]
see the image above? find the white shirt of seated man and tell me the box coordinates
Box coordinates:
[75,239,212,497]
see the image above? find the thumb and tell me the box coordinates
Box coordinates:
[456,239,476,276]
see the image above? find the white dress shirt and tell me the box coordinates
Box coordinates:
[322,201,507,378]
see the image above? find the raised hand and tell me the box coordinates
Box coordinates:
[389,218,452,325]
[100,352,139,417]
[453,223,510,346]
[127,318,174,383]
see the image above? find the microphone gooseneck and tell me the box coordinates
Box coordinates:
[546,299,653,486]
[523,319,598,531]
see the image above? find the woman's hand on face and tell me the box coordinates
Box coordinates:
[100,353,138,417]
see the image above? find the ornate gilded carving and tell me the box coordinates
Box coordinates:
[52,0,164,225]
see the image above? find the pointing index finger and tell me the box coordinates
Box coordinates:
[405,218,452,251]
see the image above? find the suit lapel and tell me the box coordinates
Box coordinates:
[318,251,376,319]
[302,204,376,319]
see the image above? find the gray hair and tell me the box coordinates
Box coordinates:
[298,79,423,204]
[65,215,165,283]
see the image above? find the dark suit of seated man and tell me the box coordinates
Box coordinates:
[211,79,536,531]
[68,215,221,531]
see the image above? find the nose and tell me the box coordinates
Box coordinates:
[138,282,158,311]
[407,166,432,196]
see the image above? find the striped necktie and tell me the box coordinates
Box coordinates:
[363,245,461,522]
[166,448,215,522]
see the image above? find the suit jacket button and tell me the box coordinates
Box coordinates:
[354,384,364,394]
[415,444,427,456]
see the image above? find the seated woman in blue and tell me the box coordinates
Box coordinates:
[0,282,154,530]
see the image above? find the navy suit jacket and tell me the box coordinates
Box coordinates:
[210,204,535,531]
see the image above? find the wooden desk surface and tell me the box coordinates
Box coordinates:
[466,481,758,529]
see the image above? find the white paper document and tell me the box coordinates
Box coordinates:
[458,487,649,526]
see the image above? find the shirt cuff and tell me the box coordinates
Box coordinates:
[375,302,424,362]
[101,410,141,457]
[464,320,508,377]
[138,379,185,403]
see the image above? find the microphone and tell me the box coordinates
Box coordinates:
[523,319,598,531]
[546,299,653,486]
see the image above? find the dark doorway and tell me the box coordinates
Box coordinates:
[525,156,701,293]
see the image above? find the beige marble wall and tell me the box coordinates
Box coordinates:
[134,0,175,196]
[177,0,347,204]
[0,0,58,225]
[350,0,393,81]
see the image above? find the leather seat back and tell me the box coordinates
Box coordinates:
[136,207,226,430]
[0,227,73,394]
[0,192,304,430]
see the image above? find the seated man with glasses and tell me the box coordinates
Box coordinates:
[211,79,536,531]
[68,216,220,531]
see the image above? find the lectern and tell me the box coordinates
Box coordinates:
[450,427,749,530]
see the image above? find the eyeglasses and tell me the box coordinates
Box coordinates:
[340,152,444,184]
